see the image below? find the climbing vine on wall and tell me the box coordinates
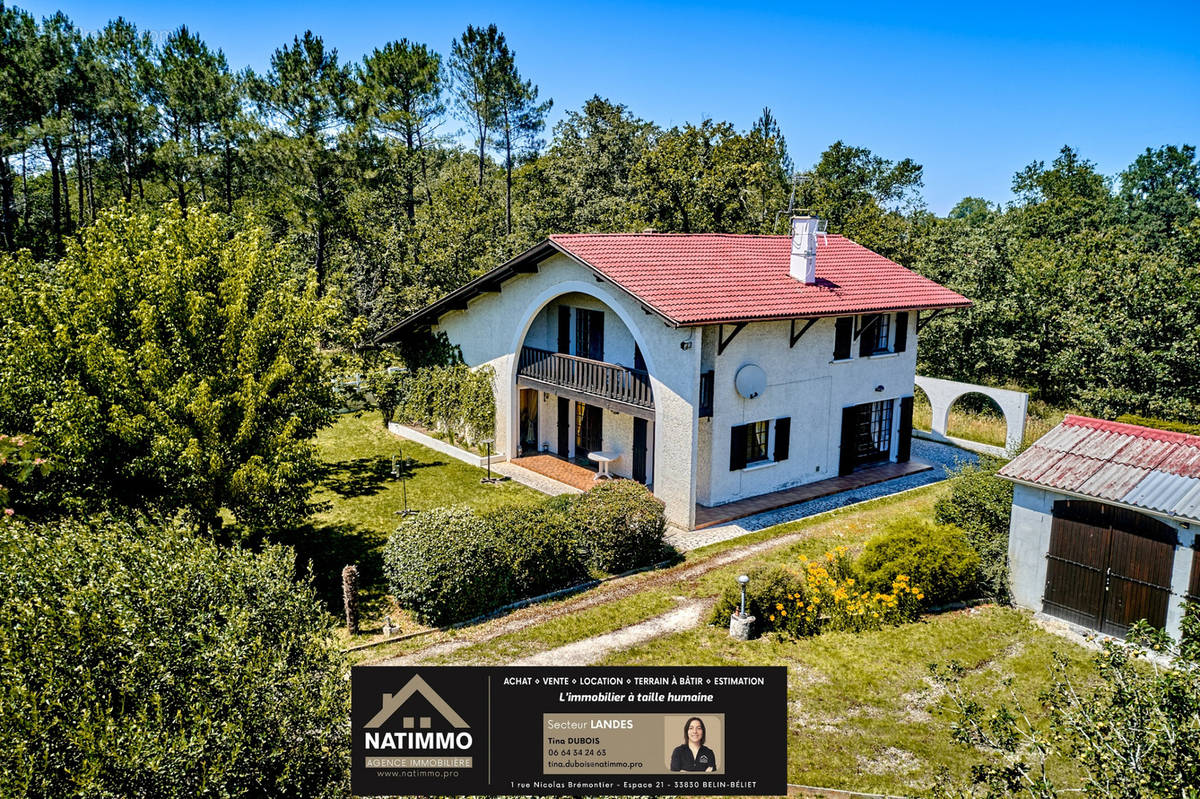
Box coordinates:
[386,365,496,447]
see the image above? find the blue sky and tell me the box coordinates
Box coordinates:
[25,0,1200,214]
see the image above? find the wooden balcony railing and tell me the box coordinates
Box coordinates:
[518,346,654,411]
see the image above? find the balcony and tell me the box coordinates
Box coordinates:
[517,346,654,420]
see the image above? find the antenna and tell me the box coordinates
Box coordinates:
[774,172,810,229]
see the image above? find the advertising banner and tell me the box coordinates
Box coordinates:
[351,666,786,796]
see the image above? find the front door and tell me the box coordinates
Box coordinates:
[557,397,570,456]
[632,417,648,483]
[519,389,538,455]
[575,402,602,462]
[1043,499,1176,637]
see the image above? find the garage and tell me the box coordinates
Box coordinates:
[1001,414,1200,642]
[1043,499,1176,636]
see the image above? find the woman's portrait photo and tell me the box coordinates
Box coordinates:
[666,715,722,773]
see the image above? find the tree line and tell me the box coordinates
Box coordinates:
[2,6,1198,424]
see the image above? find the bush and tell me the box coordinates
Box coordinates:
[570,481,666,572]
[858,518,981,607]
[485,502,589,598]
[384,506,515,625]
[934,456,1014,601]
[709,565,806,637]
[0,516,349,798]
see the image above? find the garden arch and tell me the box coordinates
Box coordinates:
[913,376,1029,454]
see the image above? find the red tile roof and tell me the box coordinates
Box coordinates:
[548,233,970,325]
[998,414,1200,522]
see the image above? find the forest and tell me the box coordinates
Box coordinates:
[2,6,1198,423]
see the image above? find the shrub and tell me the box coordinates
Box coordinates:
[571,481,666,572]
[793,547,922,634]
[485,501,589,598]
[934,455,1014,601]
[384,506,515,625]
[0,516,349,798]
[858,518,981,607]
[709,565,807,636]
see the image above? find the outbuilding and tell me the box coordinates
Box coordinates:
[1000,415,1200,640]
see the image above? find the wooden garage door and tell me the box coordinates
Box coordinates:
[1043,499,1176,637]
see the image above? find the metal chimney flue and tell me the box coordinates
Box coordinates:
[790,216,820,285]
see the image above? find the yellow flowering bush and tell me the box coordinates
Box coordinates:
[773,547,923,637]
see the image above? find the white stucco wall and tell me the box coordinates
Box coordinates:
[1007,483,1196,641]
[698,314,919,506]
[432,252,700,527]
[1008,484,1056,611]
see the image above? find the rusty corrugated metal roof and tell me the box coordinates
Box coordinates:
[998,415,1200,523]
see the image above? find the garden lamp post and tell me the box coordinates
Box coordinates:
[729,574,754,641]
[480,438,502,484]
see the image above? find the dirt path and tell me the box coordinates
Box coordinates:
[377,530,811,666]
[511,599,710,666]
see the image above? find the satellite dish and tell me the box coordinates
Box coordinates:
[734,364,766,399]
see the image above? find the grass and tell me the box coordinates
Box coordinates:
[600,606,1094,796]
[269,412,540,636]
[372,483,950,667]
[913,390,1063,448]
[357,473,1100,795]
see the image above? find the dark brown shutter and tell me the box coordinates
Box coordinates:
[557,306,570,353]
[894,312,908,353]
[897,396,913,462]
[730,424,748,471]
[774,417,791,462]
[859,315,877,358]
[833,317,853,360]
[839,406,858,475]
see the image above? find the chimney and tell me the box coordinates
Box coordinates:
[789,216,819,284]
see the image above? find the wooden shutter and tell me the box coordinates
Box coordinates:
[894,312,908,353]
[729,424,748,471]
[833,317,853,360]
[557,307,570,354]
[838,406,858,475]
[774,417,791,462]
[859,315,878,358]
[897,396,913,462]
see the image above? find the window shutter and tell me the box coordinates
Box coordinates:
[833,317,853,360]
[774,417,791,462]
[894,312,908,353]
[729,424,748,471]
[839,406,858,476]
[897,396,914,462]
[557,307,570,354]
[859,315,877,358]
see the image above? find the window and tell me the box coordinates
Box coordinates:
[729,417,791,471]
[838,400,894,475]
[859,314,890,357]
[746,420,769,464]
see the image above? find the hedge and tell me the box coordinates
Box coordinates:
[569,481,667,573]
[385,483,667,624]
[383,506,514,626]
[0,516,349,798]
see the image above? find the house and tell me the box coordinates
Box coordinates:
[1000,415,1200,641]
[377,217,970,529]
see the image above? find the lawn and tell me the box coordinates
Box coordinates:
[602,605,1093,797]
[270,412,540,634]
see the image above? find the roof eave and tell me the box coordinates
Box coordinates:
[672,300,973,328]
[998,473,1199,527]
